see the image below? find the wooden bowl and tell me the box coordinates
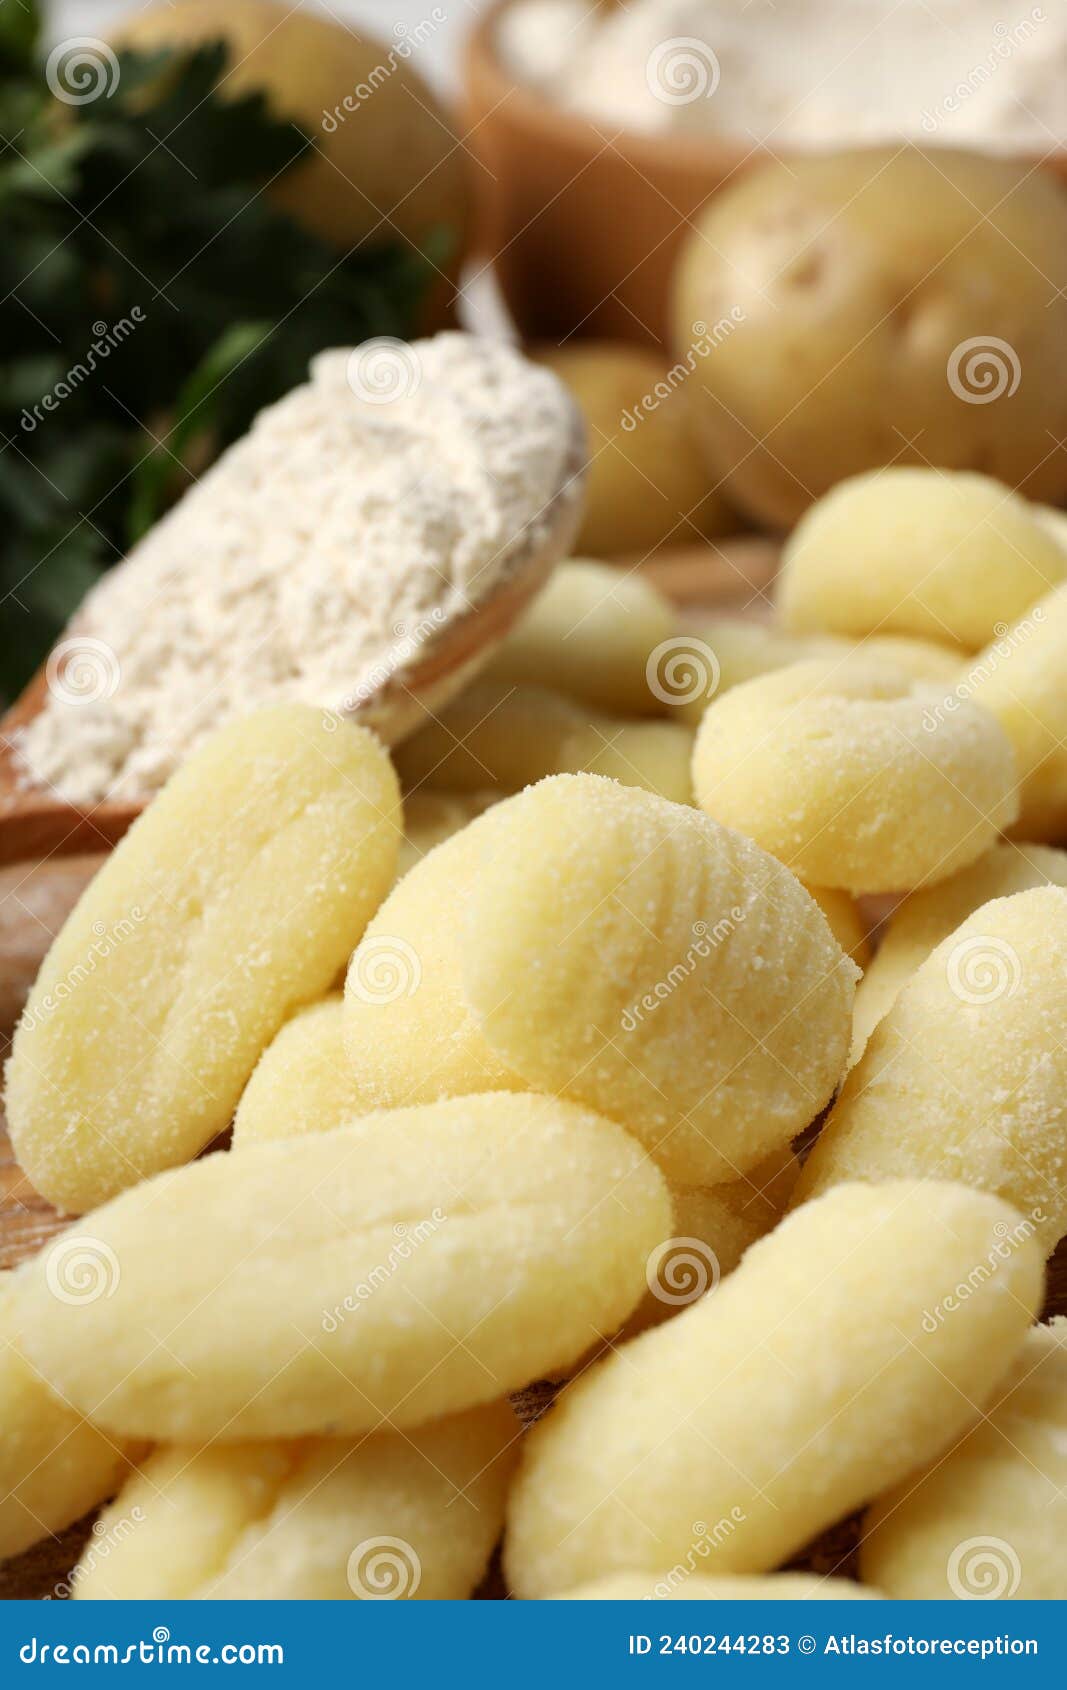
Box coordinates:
[462,0,1067,349]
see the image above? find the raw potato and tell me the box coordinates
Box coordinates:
[5,705,401,1214]
[795,888,1067,1251]
[345,775,857,1185]
[691,658,1017,894]
[672,148,1067,527]
[233,996,371,1145]
[851,842,1067,1061]
[397,790,502,880]
[485,560,675,714]
[0,1276,131,1560]
[556,1574,881,1600]
[674,619,962,724]
[860,1321,1067,1601]
[504,1181,1044,1596]
[395,680,694,805]
[73,1402,518,1599]
[533,344,733,555]
[965,583,1067,840]
[778,470,1067,651]
[18,1093,672,1442]
[112,0,468,289]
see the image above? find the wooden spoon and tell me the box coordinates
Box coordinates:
[0,408,589,869]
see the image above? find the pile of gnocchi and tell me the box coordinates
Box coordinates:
[2,465,1066,1602]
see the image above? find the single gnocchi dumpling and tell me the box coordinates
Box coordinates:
[778,469,1067,651]
[795,887,1067,1252]
[5,705,401,1213]
[691,658,1018,894]
[394,681,694,805]
[0,1274,133,1560]
[964,582,1067,841]
[504,1181,1043,1596]
[485,560,675,715]
[345,775,857,1185]
[73,1402,518,1599]
[850,841,1067,1062]
[861,1321,1067,1601]
[232,995,376,1145]
[17,1093,671,1442]
[555,1573,882,1600]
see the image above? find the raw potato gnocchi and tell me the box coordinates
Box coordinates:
[504,1181,1043,1596]
[850,842,1067,1061]
[345,775,857,1185]
[485,560,674,715]
[395,680,694,806]
[72,1402,518,1599]
[965,582,1067,841]
[5,706,400,1213]
[556,1574,882,1600]
[0,1275,132,1560]
[779,469,1067,651]
[232,996,371,1145]
[861,1321,1067,1601]
[18,1093,671,1441]
[796,887,1067,1251]
[691,658,1018,894]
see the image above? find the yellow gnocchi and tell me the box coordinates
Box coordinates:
[5,705,400,1213]
[555,1573,882,1600]
[73,1402,517,1599]
[345,775,857,1185]
[232,995,371,1146]
[691,658,1018,894]
[504,1181,1043,1596]
[861,1321,1067,1601]
[796,887,1067,1251]
[779,469,1067,651]
[17,1093,671,1442]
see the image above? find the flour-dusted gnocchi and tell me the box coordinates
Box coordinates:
[850,842,1067,1061]
[345,775,856,1185]
[72,1402,518,1599]
[0,1274,132,1560]
[394,681,694,805]
[18,1093,671,1442]
[779,469,1067,650]
[5,706,401,1214]
[555,1573,882,1600]
[796,888,1067,1251]
[485,560,674,715]
[964,583,1067,841]
[692,658,1018,894]
[504,1181,1043,1596]
[860,1321,1067,1601]
[233,996,372,1145]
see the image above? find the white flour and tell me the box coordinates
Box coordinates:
[498,0,1062,150]
[16,334,575,806]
